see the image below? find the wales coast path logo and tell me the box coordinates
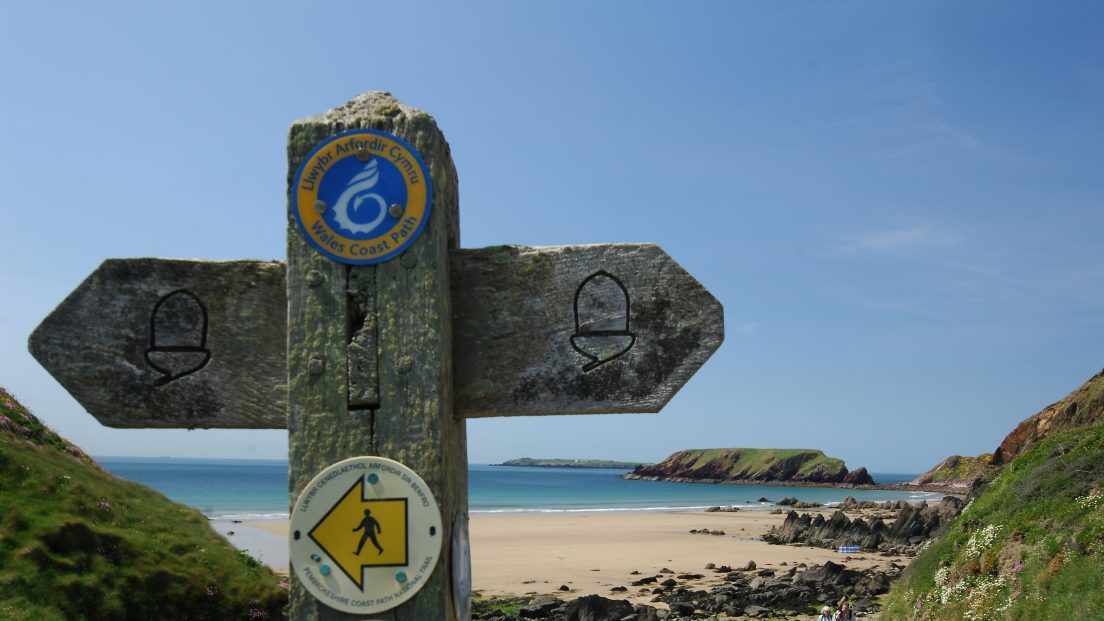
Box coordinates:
[292,129,432,265]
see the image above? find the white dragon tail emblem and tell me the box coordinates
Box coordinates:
[333,158,388,234]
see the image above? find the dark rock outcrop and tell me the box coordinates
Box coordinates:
[764,497,963,555]
[843,467,873,485]
[560,595,634,620]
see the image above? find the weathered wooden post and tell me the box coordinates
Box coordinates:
[285,93,465,620]
[28,92,724,621]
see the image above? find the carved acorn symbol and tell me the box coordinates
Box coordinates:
[145,290,211,386]
[570,271,636,372]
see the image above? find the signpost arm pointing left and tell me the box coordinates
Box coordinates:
[286,93,466,621]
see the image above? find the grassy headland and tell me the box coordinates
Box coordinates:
[880,423,1104,620]
[626,448,873,485]
[0,387,287,621]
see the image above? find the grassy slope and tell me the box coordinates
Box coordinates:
[666,448,846,478]
[881,424,1104,620]
[0,387,288,621]
[911,454,999,485]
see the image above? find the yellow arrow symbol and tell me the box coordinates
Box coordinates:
[309,476,408,589]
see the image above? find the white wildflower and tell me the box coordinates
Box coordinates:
[1075,492,1104,510]
[964,524,1003,559]
[962,574,1011,621]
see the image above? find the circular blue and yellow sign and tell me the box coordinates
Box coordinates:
[291,129,432,264]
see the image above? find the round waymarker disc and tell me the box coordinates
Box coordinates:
[289,456,443,614]
[290,129,432,265]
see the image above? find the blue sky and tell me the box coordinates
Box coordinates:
[1,1,1102,473]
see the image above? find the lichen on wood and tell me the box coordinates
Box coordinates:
[286,92,465,621]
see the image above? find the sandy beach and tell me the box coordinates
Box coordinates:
[212,509,907,604]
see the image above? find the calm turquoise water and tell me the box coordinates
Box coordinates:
[99,457,289,519]
[97,458,930,519]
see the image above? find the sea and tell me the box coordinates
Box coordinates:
[96,457,932,521]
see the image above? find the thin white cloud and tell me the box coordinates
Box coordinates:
[824,73,1000,160]
[822,287,950,320]
[833,224,960,256]
[733,322,758,336]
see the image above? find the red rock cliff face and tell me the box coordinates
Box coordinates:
[994,369,1104,465]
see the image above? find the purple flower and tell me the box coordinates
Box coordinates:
[0,415,12,429]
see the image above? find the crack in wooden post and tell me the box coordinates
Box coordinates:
[348,266,380,410]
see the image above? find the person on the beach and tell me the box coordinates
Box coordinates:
[834,599,856,621]
[353,508,384,555]
[816,605,833,621]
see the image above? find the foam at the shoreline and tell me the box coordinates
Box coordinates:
[208,512,290,521]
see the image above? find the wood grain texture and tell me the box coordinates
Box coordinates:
[286,92,466,621]
[34,242,723,427]
[27,259,286,429]
[451,244,724,417]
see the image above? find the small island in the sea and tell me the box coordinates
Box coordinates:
[494,457,651,469]
[624,447,875,485]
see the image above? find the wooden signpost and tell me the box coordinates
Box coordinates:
[28,92,724,621]
[29,245,720,426]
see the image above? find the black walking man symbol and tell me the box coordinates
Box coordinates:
[353,508,384,555]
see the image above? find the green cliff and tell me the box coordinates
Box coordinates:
[880,369,1104,619]
[880,423,1104,620]
[0,387,287,621]
[909,454,999,489]
[624,448,874,485]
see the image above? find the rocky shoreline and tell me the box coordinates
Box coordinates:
[474,558,900,620]
[471,498,964,620]
[623,474,969,496]
[764,496,964,557]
